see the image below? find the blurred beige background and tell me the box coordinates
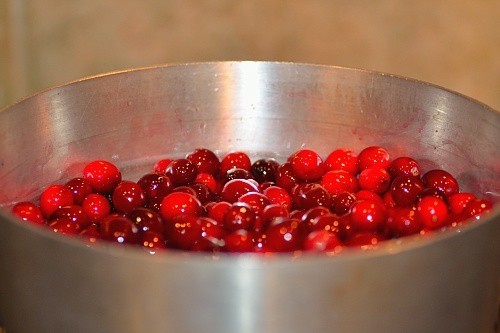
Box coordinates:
[1,0,499,110]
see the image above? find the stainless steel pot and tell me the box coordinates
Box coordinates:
[0,62,498,333]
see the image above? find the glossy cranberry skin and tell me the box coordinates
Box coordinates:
[152,158,173,175]
[290,149,326,181]
[422,169,459,197]
[448,193,476,215]
[221,179,260,203]
[39,184,74,218]
[262,204,290,228]
[196,217,227,251]
[345,232,386,250]
[416,196,449,229]
[358,168,391,194]
[309,214,342,235]
[220,152,252,174]
[141,230,166,250]
[265,218,304,252]
[320,170,359,196]
[390,176,425,206]
[303,230,343,253]
[462,199,492,219]
[137,173,173,201]
[355,190,384,204]
[164,214,202,250]
[82,193,111,222]
[195,173,217,193]
[301,206,331,231]
[189,183,214,205]
[79,224,101,243]
[324,148,358,175]
[238,192,271,216]
[275,162,299,191]
[291,183,331,210]
[331,192,357,215]
[350,200,387,232]
[383,191,397,208]
[160,192,202,222]
[388,157,421,178]
[49,217,80,235]
[263,186,292,210]
[111,181,145,214]
[207,201,231,224]
[128,207,164,233]
[186,148,221,175]
[165,158,198,186]
[419,188,447,202]
[357,146,391,171]
[250,159,280,183]
[65,178,93,205]
[53,205,91,229]
[224,229,255,252]
[223,168,255,184]
[223,203,256,232]
[12,202,45,225]
[83,160,122,194]
[100,215,139,244]
[386,207,422,237]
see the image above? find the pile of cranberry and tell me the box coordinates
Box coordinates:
[11,147,493,254]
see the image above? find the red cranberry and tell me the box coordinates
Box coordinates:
[207,201,231,224]
[416,196,449,229]
[11,202,45,225]
[160,192,202,221]
[82,193,111,222]
[259,181,275,192]
[262,204,290,226]
[165,158,197,186]
[112,181,145,214]
[141,230,166,250]
[448,193,476,215]
[309,214,342,235]
[100,215,139,244]
[53,205,91,229]
[350,200,387,232]
[39,184,74,218]
[290,209,308,220]
[388,157,421,178]
[49,217,80,235]
[320,170,359,196]
[196,217,227,251]
[137,173,173,201]
[251,232,268,252]
[65,178,93,205]
[224,229,255,252]
[337,214,356,241]
[152,158,173,174]
[250,159,280,183]
[331,192,357,215]
[128,208,164,233]
[301,206,331,231]
[422,169,459,197]
[390,176,425,206]
[265,218,304,252]
[291,183,331,210]
[171,186,198,197]
[223,168,254,184]
[164,214,202,250]
[238,192,271,216]
[263,186,292,210]
[145,196,162,213]
[79,224,101,243]
[220,152,251,174]
[186,148,221,175]
[220,179,260,203]
[303,230,343,253]
[345,232,387,250]
[290,149,326,181]
[195,173,217,193]
[419,188,447,202]
[462,199,492,219]
[355,190,384,204]
[324,148,358,175]
[357,146,391,171]
[358,168,391,194]
[383,191,397,208]
[223,202,256,232]
[275,162,299,191]
[189,183,215,205]
[83,160,122,194]
[386,207,423,237]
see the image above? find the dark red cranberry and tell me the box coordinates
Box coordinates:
[100,215,139,244]
[224,229,255,252]
[128,208,164,233]
[259,181,275,192]
[422,169,459,197]
[39,184,74,218]
[344,232,387,250]
[386,207,422,237]
[416,196,449,229]
[11,202,46,225]
[49,217,80,235]
[265,218,304,252]
[350,200,387,232]
[79,224,101,243]
[141,230,166,250]
[301,206,331,231]
[186,148,221,175]
[189,183,215,205]
[275,162,299,191]
[195,173,217,193]
[112,181,145,214]
[223,168,254,184]
[320,170,359,196]
[65,178,93,205]
[303,230,343,253]
[220,152,251,174]
[238,192,271,216]
[462,199,492,219]
[220,179,260,203]
[160,192,202,222]
[137,173,173,201]
[165,158,198,186]
[337,214,356,241]
[195,217,227,251]
[357,146,391,171]
[251,232,268,252]
[207,201,231,224]
[250,159,280,183]
[144,196,162,213]
[171,186,198,197]
[390,176,425,206]
[448,193,476,215]
[355,190,384,204]
[290,209,308,220]
[324,148,358,175]
[263,186,292,210]
[291,183,331,210]
[309,214,342,236]
[82,193,111,222]
[152,158,173,175]
[262,204,290,226]
[419,188,447,202]
[83,160,122,194]
[290,149,326,181]
[53,205,91,229]
[388,157,421,178]
[223,202,256,232]
[164,214,202,250]
[358,168,391,194]
[331,192,357,215]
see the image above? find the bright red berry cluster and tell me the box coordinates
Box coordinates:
[10,147,494,254]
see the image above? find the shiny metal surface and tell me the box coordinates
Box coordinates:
[0,62,498,333]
